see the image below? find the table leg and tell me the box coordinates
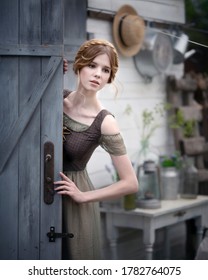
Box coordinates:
[164,226,171,259]
[109,238,118,260]
[144,243,154,260]
[195,217,203,249]
[186,217,203,259]
[105,213,119,259]
[143,225,155,260]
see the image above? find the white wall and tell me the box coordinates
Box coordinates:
[65,0,185,188]
[88,0,185,23]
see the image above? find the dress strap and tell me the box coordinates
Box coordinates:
[92,109,113,131]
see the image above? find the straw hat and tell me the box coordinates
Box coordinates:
[113,5,145,57]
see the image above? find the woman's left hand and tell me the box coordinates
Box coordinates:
[54,172,86,203]
[63,59,68,74]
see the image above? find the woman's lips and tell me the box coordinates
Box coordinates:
[90,80,100,85]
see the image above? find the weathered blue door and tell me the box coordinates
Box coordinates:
[0,0,64,259]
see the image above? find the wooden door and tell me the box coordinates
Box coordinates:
[0,0,64,260]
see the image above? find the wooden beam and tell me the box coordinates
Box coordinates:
[0,56,62,174]
[0,44,64,56]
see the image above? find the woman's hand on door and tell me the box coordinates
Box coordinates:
[63,59,68,74]
[54,172,86,203]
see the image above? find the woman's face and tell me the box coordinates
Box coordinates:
[78,54,111,92]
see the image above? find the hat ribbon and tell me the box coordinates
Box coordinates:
[118,15,128,47]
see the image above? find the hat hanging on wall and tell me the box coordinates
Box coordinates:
[113,5,145,57]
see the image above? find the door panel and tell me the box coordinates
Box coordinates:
[0,57,19,259]
[0,150,19,259]
[40,59,63,259]
[0,0,63,260]
[0,0,87,260]
[18,108,41,259]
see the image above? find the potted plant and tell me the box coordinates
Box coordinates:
[167,106,206,156]
[160,151,183,169]
[168,108,196,138]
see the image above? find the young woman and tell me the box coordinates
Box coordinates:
[54,39,138,260]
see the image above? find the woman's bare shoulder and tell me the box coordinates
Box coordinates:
[101,113,120,135]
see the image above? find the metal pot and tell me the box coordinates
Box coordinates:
[134,28,173,80]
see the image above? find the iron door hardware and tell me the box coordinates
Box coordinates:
[44,141,54,204]
[47,226,74,242]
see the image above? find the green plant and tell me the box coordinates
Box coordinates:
[169,109,196,138]
[124,103,170,161]
[139,103,170,158]
[160,151,183,169]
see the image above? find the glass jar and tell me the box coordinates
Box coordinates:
[180,157,198,199]
[123,194,137,210]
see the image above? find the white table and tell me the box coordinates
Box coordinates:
[100,195,208,259]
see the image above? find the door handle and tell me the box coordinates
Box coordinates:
[44,141,54,204]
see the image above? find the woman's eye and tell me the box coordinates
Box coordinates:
[88,63,95,68]
[103,68,110,73]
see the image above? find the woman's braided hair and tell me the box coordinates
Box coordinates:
[73,39,119,83]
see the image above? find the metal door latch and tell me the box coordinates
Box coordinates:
[44,141,54,204]
[47,226,74,242]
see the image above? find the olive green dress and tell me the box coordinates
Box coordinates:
[62,94,126,260]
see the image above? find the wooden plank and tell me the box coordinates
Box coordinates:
[42,0,64,44]
[0,56,62,174]
[18,109,41,259]
[0,57,19,139]
[0,0,19,260]
[0,60,19,259]
[0,151,19,259]
[39,0,64,260]
[0,1,18,44]
[64,0,87,60]
[40,63,63,259]
[19,0,41,44]
[0,44,64,56]
[17,0,42,259]
[64,45,80,60]
[0,2,19,256]
[0,58,19,259]
[64,0,87,45]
